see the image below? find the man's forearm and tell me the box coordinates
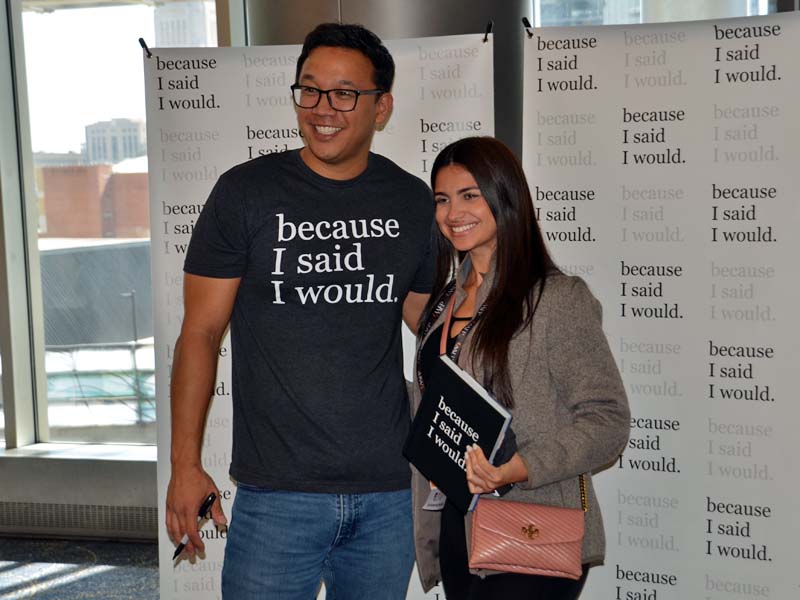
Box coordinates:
[170,329,223,468]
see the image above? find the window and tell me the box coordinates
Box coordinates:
[12,0,217,444]
[534,0,777,26]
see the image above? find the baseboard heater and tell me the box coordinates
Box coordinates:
[0,501,157,540]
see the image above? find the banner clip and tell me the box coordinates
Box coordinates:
[139,37,152,59]
[483,20,493,43]
[521,17,534,39]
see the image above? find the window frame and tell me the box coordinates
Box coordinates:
[0,0,46,449]
[1,0,243,451]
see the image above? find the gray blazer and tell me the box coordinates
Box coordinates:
[410,260,630,592]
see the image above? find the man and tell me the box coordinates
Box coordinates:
[165,23,433,599]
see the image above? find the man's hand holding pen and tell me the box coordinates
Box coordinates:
[167,464,227,560]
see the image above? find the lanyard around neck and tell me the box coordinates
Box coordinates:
[416,283,488,394]
[439,292,487,362]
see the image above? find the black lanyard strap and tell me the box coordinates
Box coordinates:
[416,282,487,393]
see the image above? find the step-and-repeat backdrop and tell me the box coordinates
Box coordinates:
[523,13,798,600]
[145,13,798,600]
[144,34,494,599]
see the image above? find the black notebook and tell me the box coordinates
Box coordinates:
[404,354,512,513]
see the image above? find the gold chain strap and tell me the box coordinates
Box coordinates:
[579,474,588,513]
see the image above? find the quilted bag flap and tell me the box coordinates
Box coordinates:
[473,499,585,546]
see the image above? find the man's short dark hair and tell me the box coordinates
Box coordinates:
[296,23,395,92]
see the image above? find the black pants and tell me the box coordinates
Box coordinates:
[439,501,590,600]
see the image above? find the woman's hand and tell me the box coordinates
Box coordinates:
[465,445,529,494]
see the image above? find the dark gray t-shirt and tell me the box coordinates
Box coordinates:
[184,150,434,493]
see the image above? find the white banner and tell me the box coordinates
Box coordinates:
[144,34,494,600]
[523,13,799,600]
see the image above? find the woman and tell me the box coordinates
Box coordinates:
[411,137,629,599]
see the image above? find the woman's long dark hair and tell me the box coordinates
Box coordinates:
[421,136,558,408]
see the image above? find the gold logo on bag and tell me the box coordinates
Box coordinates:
[521,524,540,539]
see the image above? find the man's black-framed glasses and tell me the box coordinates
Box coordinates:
[290,84,384,112]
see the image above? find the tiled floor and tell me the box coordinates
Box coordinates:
[0,537,157,599]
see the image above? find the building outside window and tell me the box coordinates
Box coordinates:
[84,118,146,165]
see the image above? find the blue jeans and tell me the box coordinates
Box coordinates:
[221,485,415,599]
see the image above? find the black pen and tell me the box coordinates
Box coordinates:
[173,492,217,559]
